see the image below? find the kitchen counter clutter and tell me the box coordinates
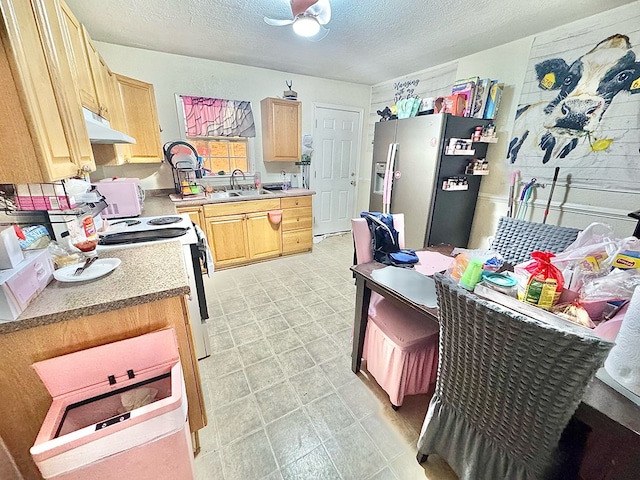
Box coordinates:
[0,240,207,480]
[1,241,189,334]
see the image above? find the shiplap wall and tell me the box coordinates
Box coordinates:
[367,62,458,153]
[363,2,640,246]
[356,62,458,208]
[511,6,640,192]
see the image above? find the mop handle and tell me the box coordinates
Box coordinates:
[507,170,520,217]
[543,167,560,224]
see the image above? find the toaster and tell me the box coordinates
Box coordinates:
[93,178,144,219]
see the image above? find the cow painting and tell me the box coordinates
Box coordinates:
[508,34,640,164]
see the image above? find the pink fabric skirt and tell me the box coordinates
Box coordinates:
[363,293,439,406]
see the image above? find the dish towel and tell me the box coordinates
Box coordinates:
[194,224,214,275]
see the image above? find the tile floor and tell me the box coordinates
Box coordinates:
[195,233,457,480]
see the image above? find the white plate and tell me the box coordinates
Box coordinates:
[54,258,121,283]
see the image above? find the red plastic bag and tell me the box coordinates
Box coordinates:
[522,251,565,310]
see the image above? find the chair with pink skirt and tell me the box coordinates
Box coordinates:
[351,214,439,409]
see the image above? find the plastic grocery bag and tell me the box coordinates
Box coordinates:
[581,268,640,302]
[551,223,618,269]
[551,222,624,291]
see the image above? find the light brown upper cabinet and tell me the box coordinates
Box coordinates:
[56,0,98,113]
[105,68,126,132]
[82,25,111,120]
[260,97,301,162]
[92,74,163,165]
[115,74,163,163]
[0,0,95,184]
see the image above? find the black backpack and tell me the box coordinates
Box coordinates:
[361,212,419,267]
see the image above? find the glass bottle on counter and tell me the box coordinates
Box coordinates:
[281,171,291,191]
[68,214,99,257]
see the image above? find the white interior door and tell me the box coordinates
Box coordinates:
[312,105,362,235]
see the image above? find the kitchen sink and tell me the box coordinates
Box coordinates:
[237,189,273,197]
[225,189,273,197]
[208,189,273,200]
[208,191,239,199]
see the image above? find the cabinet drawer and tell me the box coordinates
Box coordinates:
[204,198,281,217]
[282,229,313,253]
[282,207,312,231]
[281,196,312,209]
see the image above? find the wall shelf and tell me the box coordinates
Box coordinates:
[445,148,476,156]
[442,184,469,191]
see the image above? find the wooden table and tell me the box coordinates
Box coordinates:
[350,260,640,478]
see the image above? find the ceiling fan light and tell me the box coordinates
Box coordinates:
[293,17,320,37]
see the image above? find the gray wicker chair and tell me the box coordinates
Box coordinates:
[490,217,581,265]
[416,273,612,480]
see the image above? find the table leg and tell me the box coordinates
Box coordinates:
[352,276,371,373]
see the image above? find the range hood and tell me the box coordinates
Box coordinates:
[83,107,136,144]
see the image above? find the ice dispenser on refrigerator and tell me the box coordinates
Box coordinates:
[30,328,195,480]
[373,162,387,195]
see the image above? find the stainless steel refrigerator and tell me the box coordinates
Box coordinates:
[369,113,492,249]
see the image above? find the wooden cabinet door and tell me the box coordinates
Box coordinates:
[177,206,204,231]
[90,69,129,166]
[115,74,163,163]
[106,68,126,132]
[56,0,98,113]
[246,211,281,259]
[260,97,301,162]
[207,214,248,267]
[33,0,95,173]
[0,0,93,183]
[81,26,111,119]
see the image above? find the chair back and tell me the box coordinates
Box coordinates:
[490,216,580,264]
[419,273,612,479]
[351,214,405,265]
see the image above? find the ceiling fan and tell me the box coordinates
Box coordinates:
[264,0,331,41]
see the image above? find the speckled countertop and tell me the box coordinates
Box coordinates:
[142,190,179,216]
[0,241,189,335]
[171,188,315,208]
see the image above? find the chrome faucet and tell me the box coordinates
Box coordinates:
[230,169,245,190]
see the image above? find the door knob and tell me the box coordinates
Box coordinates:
[350,181,356,186]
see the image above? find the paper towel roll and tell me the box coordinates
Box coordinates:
[604,285,640,396]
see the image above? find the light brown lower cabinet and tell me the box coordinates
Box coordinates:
[0,295,206,480]
[207,213,250,268]
[246,211,282,259]
[281,196,313,254]
[176,206,205,232]
[202,196,312,269]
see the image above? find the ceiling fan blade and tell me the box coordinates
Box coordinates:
[307,24,329,42]
[264,17,295,26]
[305,0,331,25]
[291,0,319,17]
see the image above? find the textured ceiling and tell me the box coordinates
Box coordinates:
[65,0,637,85]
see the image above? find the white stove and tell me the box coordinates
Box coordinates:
[98,215,196,249]
[98,214,210,360]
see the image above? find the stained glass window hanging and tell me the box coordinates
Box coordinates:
[181,96,256,138]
